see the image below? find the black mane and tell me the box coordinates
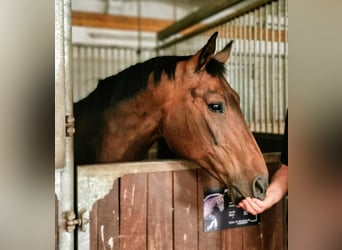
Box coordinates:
[74,55,226,112]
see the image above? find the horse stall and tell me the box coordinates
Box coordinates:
[77,155,286,250]
[55,0,288,249]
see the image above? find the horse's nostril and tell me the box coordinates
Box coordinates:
[252,176,268,200]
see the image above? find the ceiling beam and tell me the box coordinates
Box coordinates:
[72,11,173,32]
[157,0,243,40]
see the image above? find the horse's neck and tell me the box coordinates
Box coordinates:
[97,93,163,163]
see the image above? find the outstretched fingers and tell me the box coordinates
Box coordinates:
[237,197,269,215]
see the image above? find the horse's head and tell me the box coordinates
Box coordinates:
[160,32,269,204]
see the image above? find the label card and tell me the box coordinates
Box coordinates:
[203,187,260,232]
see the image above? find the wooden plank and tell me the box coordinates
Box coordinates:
[147,172,173,249]
[173,170,198,250]
[242,225,262,250]
[198,169,223,250]
[90,180,120,250]
[221,228,243,250]
[261,199,286,250]
[72,11,172,32]
[158,0,242,40]
[120,173,148,250]
[260,161,286,250]
[90,201,98,250]
[72,11,203,36]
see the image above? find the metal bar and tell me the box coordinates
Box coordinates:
[243,14,248,125]
[76,46,81,101]
[247,12,253,130]
[72,43,154,51]
[239,17,243,108]
[156,0,274,50]
[259,7,263,132]
[56,0,75,249]
[227,23,233,85]
[234,19,238,92]
[79,46,85,98]
[55,0,65,168]
[277,0,282,133]
[86,46,91,96]
[105,47,110,76]
[253,9,258,132]
[157,0,242,40]
[271,2,275,133]
[91,46,95,96]
[101,47,105,78]
[111,47,115,74]
[264,4,269,133]
[277,1,283,133]
[105,0,111,14]
[284,0,288,118]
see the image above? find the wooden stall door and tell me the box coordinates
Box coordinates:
[77,159,286,250]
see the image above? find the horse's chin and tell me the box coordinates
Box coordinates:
[227,186,245,204]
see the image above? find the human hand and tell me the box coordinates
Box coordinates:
[237,195,275,215]
[238,164,288,215]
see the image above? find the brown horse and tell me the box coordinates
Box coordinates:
[74,32,268,203]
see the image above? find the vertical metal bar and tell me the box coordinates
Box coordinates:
[248,12,253,131]
[259,7,263,132]
[227,22,232,84]
[101,47,105,78]
[284,0,288,120]
[234,19,238,91]
[91,46,95,96]
[121,47,125,71]
[264,4,269,133]
[111,46,115,74]
[93,47,97,83]
[78,46,83,100]
[277,0,282,133]
[97,47,101,81]
[106,46,110,77]
[55,0,66,168]
[113,48,118,74]
[238,17,243,111]
[253,9,258,132]
[75,45,81,102]
[86,46,91,97]
[56,0,75,248]
[270,2,275,133]
[243,14,248,124]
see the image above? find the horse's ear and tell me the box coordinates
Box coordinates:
[187,32,218,72]
[213,40,234,64]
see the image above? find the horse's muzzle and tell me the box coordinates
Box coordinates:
[252,176,269,200]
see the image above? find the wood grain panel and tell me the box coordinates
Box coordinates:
[261,199,286,250]
[90,180,120,250]
[221,228,243,250]
[72,11,172,32]
[120,173,148,250]
[197,169,223,250]
[242,225,262,250]
[173,169,198,250]
[147,172,173,249]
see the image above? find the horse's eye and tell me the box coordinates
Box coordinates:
[208,102,224,113]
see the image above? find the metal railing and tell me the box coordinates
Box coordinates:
[72,44,156,102]
[157,0,288,134]
[72,0,288,134]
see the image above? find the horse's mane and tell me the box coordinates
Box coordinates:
[74,55,226,112]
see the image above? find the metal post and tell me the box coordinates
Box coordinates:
[271,2,275,133]
[55,0,75,248]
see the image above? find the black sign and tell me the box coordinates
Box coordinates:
[203,187,260,232]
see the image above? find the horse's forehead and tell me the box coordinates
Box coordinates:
[190,74,230,97]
